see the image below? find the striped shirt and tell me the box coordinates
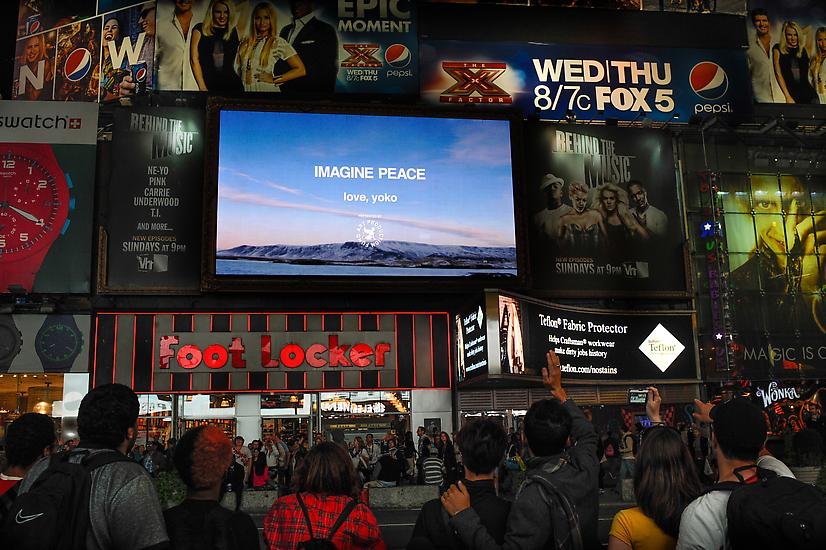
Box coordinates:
[423,457,444,486]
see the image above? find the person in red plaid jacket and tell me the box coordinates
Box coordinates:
[263,442,386,549]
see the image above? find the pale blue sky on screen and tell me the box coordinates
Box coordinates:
[216,110,516,248]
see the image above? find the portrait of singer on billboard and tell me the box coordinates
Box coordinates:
[498,295,525,375]
[746,0,826,104]
[12,30,56,101]
[153,0,338,94]
[526,124,686,294]
[720,174,826,340]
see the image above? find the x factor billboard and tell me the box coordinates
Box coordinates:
[14,0,417,102]
[745,0,826,105]
[421,40,752,123]
[150,0,417,95]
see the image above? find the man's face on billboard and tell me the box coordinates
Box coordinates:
[572,190,588,213]
[753,14,769,36]
[629,184,647,209]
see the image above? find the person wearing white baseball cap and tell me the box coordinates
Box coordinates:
[533,173,572,241]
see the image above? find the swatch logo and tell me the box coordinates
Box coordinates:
[64,48,92,82]
[689,62,728,101]
[384,44,411,68]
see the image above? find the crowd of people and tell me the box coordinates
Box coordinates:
[0,350,824,549]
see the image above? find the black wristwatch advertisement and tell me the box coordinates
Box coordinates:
[0,314,89,373]
[35,314,84,372]
[0,315,23,372]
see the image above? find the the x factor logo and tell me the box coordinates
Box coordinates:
[440,62,512,104]
[341,44,382,68]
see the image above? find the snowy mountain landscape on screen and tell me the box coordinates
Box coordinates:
[217,241,516,269]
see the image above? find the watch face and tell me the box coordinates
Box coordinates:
[0,322,22,363]
[0,150,65,260]
[36,322,82,365]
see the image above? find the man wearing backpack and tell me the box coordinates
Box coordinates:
[0,413,56,526]
[9,383,170,550]
[677,397,826,550]
[442,350,600,550]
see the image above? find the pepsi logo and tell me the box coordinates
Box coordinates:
[29,21,41,34]
[64,48,92,82]
[384,44,411,68]
[134,67,147,82]
[689,62,728,101]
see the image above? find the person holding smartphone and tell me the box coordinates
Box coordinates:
[608,387,702,550]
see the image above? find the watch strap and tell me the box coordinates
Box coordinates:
[0,315,22,372]
[0,246,50,293]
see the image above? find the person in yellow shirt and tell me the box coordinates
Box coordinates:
[608,388,703,550]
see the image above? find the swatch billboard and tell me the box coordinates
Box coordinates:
[421,40,752,123]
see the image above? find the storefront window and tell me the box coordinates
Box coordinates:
[136,394,173,446]
[0,373,66,441]
[260,393,312,443]
[320,391,411,441]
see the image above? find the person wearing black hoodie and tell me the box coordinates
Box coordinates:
[442,350,600,550]
[408,418,511,549]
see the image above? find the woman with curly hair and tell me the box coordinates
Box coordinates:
[164,426,260,549]
[263,442,386,549]
[557,180,607,256]
[596,182,649,253]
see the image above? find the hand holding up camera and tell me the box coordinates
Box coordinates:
[646,387,662,423]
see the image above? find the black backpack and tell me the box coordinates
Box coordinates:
[2,449,133,550]
[708,465,826,550]
[295,493,358,550]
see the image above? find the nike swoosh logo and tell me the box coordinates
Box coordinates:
[15,510,45,524]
